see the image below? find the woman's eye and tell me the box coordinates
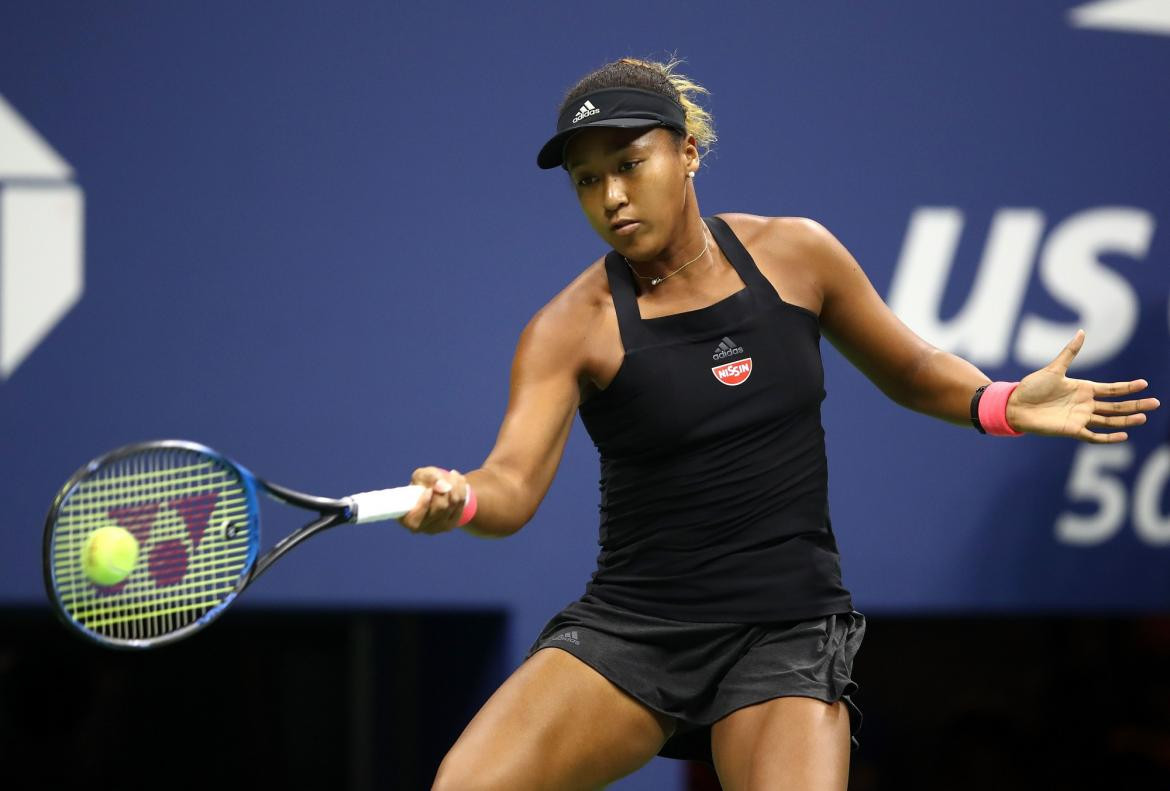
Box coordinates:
[574,162,638,187]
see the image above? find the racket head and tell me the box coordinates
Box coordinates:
[43,440,261,649]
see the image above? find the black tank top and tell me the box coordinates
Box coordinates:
[578,215,853,622]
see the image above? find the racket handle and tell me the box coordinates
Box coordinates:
[347,485,426,523]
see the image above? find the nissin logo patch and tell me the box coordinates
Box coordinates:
[712,358,752,386]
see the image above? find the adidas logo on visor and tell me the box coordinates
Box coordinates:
[572,100,600,124]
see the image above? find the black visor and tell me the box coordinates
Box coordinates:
[536,87,687,170]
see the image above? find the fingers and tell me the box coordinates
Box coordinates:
[1080,382,1159,446]
[1092,378,1153,398]
[1087,412,1147,430]
[1074,392,1158,441]
[1091,395,1161,416]
[401,485,434,529]
[1047,329,1085,375]
[399,467,469,535]
[1078,427,1130,444]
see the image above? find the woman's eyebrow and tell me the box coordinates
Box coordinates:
[567,145,637,173]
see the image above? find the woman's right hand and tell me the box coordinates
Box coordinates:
[399,466,471,534]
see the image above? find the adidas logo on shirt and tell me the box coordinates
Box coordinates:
[571,101,600,124]
[551,630,581,645]
[711,336,745,360]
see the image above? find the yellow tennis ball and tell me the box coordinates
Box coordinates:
[81,525,139,586]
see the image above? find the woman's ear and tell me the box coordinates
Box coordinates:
[682,134,699,176]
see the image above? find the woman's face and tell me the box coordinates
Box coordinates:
[563,126,696,260]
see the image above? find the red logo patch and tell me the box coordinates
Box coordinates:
[712,357,752,386]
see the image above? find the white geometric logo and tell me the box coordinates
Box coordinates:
[572,100,600,124]
[0,94,85,380]
[1069,0,1170,36]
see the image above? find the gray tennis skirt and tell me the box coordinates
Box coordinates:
[525,593,865,765]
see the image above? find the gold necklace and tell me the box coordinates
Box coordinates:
[624,234,710,286]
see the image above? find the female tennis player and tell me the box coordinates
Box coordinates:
[402,58,1159,791]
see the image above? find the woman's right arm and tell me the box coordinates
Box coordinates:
[399,293,589,538]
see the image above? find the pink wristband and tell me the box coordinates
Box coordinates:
[437,468,478,526]
[457,484,478,526]
[978,381,1024,437]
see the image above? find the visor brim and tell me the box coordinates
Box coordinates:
[536,118,670,170]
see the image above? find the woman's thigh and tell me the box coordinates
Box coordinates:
[710,696,851,791]
[431,646,677,791]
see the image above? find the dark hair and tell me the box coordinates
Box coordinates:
[560,57,717,154]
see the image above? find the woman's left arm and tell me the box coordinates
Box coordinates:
[802,219,1159,441]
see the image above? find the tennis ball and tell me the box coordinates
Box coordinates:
[81,525,139,586]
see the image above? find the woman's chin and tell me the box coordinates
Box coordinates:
[612,234,658,262]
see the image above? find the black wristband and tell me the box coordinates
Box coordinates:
[970,384,989,434]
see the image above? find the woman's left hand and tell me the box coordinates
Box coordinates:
[1007,330,1160,443]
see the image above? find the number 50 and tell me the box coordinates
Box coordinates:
[1057,444,1170,546]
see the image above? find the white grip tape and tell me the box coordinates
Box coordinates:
[348,485,426,523]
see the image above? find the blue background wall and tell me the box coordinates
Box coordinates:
[2,3,1168,787]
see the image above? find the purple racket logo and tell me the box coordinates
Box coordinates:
[92,492,222,593]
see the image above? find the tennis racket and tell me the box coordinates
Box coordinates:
[43,439,428,650]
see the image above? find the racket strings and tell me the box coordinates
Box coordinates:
[50,448,257,645]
